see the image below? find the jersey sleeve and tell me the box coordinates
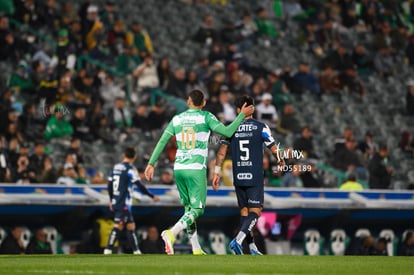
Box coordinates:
[129,167,154,198]
[262,123,276,148]
[207,112,245,138]
[148,121,175,165]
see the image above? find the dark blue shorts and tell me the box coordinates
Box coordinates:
[235,185,264,208]
[113,208,134,225]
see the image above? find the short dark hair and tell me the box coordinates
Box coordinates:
[188,89,205,106]
[124,147,136,159]
[235,95,254,109]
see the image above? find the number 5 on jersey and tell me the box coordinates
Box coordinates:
[239,140,250,161]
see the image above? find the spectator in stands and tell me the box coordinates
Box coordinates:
[68,18,83,55]
[160,168,175,186]
[293,126,318,159]
[194,14,220,45]
[319,64,340,95]
[399,131,414,157]
[194,57,211,83]
[70,106,94,142]
[228,69,252,97]
[0,16,18,61]
[373,47,396,78]
[255,93,278,129]
[406,81,414,116]
[351,44,372,77]
[297,20,324,57]
[99,1,117,32]
[316,17,340,51]
[217,90,236,124]
[147,101,167,131]
[397,231,414,256]
[36,156,57,183]
[277,103,302,136]
[220,19,242,45]
[267,71,292,112]
[90,170,107,184]
[0,107,18,138]
[116,43,141,74]
[281,163,303,188]
[82,5,104,51]
[0,226,25,254]
[26,228,52,254]
[157,57,172,90]
[339,173,364,191]
[127,21,154,55]
[132,54,159,93]
[166,67,187,99]
[406,35,414,67]
[107,20,127,56]
[132,104,149,132]
[255,7,278,46]
[208,44,226,65]
[334,126,354,154]
[357,131,377,161]
[323,44,351,72]
[66,138,84,164]
[29,142,46,174]
[368,143,392,189]
[372,21,398,52]
[236,11,258,50]
[56,28,77,77]
[185,69,207,97]
[0,135,11,182]
[108,97,133,136]
[57,162,84,185]
[292,62,320,95]
[8,60,34,95]
[100,74,125,105]
[333,138,365,174]
[73,71,102,106]
[338,64,365,97]
[139,226,164,254]
[44,106,74,142]
[56,70,75,106]
[39,0,59,33]
[93,113,116,144]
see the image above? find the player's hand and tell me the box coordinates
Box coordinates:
[109,203,113,211]
[240,102,254,117]
[144,165,154,181]
[212,174,221,191]
[153,195,160,202]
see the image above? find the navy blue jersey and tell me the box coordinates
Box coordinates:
[108,162,153,211]
[222,119,275,187]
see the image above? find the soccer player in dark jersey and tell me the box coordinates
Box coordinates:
[212,95,284,255]
[104,147,159,255]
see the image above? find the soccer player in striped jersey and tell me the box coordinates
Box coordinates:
[212,95,284,255]
[104,147,159,255]
[144,89,254,255]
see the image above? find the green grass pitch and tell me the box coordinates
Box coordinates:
[0,255,412,275]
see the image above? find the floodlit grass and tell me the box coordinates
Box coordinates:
[0,255,411,275]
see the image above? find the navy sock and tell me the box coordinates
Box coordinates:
[126,230,139,252]
[240,216,253,244]
[107,228,120,249]
[240,212,259,236]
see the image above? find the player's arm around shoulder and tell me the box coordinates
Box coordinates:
[212,142,229,191]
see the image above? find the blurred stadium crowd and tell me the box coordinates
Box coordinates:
[0,0,413,190]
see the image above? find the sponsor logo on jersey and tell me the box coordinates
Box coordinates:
[236,173,253,180]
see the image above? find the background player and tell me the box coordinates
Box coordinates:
[212,95,284,255]
[104,147,159,255]
[144,89,254,255]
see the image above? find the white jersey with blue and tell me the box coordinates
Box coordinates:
[222,118,275,187]
[107,162,153,211]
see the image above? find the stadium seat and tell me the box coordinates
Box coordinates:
[379,229,398,256]
[43,226,60,254]
[304,229,324,255]
[329,229,349,256]
[0,227,7,246]
[208,230,229,255]
[20,227,32,250]
[355,228,371,238]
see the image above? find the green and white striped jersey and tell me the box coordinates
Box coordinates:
[148,108,245,170]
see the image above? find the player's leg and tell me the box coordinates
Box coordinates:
[185,207,205,255]
[125,212,141,254]
[104,211,125,254]
[229,186,248,254]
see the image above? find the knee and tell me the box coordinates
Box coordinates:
[192,208,204,220]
